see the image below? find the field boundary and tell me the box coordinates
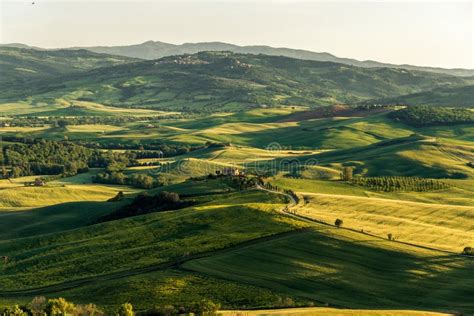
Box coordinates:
[256,185,474,259]
[0,227,311,296]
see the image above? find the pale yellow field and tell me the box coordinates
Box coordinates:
[219,308,451,316]
[67,100,179,116]
[0,102,54,115]
[295,193,474,252]
[180,146,321,165]
[196,122,297,135]
[0,126,49,132]
[0,184,138,208]
[0,176,45,189]
[66,124,125,132]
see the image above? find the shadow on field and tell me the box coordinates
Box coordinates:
[183,228,474,313]
[0,201,122,240]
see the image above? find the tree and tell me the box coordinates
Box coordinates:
[75,303,104,316]
[462,246,473,256]
[57,120,69,128]
[46,298,75,315]
[334,218,343,228]
[340,166,353,181]
[387,233,393,241]
[159,191,180,203]
[2,305,27,316]
[116,303,134,316]
[29,296,47,315]
[191,299,220,316]
[108,191,125,202]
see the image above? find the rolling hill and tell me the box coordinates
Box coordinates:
[295,134,474,179]
[0,47,138,84]
[0,40,473,315]
[2,51,473,112]
[4,41,473,77]
[374,84,474,108]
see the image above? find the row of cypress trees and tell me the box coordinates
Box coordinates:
[351,176,449,192]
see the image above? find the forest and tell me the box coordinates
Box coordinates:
[0,140,136,178]
[389,105,474,126]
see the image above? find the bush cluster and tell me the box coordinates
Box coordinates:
[97,191,192,223]
[0,297,221,316]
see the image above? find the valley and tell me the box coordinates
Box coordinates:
[0,42,472,315]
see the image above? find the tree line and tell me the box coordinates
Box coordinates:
[351,176,449,192]
[0,296,220,316]
[0,140,137,179]
[93,172,167,189]
[97,191,192,223]
[0,114,188,128]
[389,105,474,127]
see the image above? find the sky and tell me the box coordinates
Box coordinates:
[0,0,473,69]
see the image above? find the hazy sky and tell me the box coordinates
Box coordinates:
[1,0,473,69]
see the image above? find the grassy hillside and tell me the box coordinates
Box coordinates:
[0,201,125,240]
[0,190,303,290]
[301,134,474,179]
[184,226,474,313]
[0,47,137,84]
[2,52,472,112]
[376,84,474,108]
[0,47,473,314]
[294,193,473,252]
[0,184,135,208]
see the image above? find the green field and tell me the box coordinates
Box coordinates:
[0,190,303,290]
[184,226,474,313]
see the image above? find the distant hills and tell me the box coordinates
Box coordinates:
[2,50,473,112]
[0,46,137,84]
[375,84,474,108]
[2,40,474,77]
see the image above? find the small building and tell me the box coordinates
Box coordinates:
[218,168,244,176]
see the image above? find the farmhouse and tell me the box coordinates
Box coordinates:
[217,168,244,176]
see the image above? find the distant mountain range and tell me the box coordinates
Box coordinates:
[2,41,473,77]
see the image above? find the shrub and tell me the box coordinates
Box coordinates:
[75,303,104,316]
[29,296,47,315]
[46,298,75,315]
[141,305,176,316]
[462,246,473,256]
[0,304,28,316]
[191,299,220,316]
[97,191,193,223]
[335,218,343,228]
[108,191,125,202]
[117,303,134,316]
